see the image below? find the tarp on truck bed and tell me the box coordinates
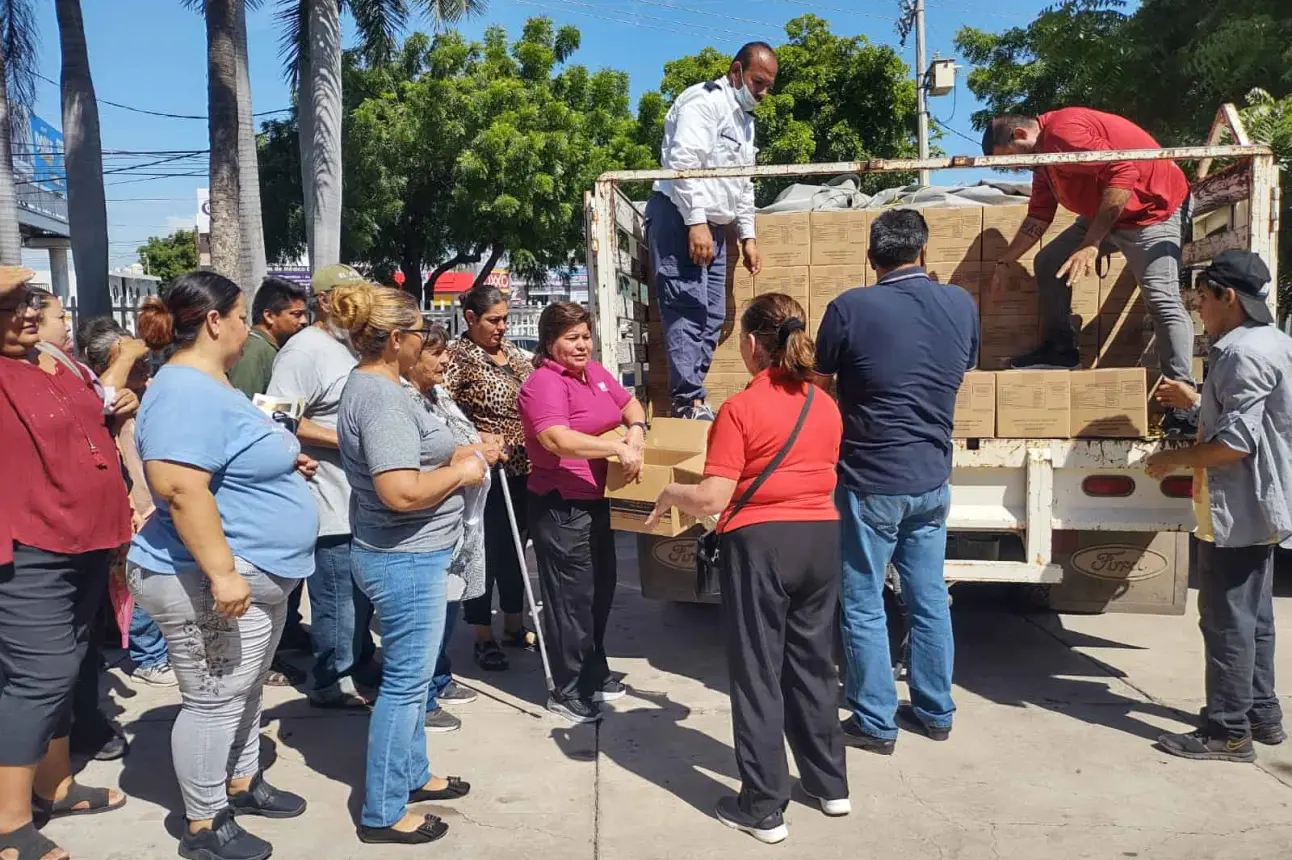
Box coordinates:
[757,177,1033,213]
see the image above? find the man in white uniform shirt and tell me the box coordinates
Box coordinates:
[646,41,777,420]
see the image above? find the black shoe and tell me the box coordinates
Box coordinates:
[179,809,272,860]
[228,773,307,819]
[1162,411,1200,440]
[70,720,129,762]
[1010,344,1079,370]
[713,796,787,844]
[1156,728,1255,762]
[357,814,449,845]
[409,776,471,803]
[424,707,462,733]
[1195,707,1286,746]
[547,695,602,724]
[896,703,951,741]
[839,716,895,755]
[438,680,478,705]
[592,678,627,703]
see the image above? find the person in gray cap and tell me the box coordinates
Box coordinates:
[1147,249,1292,762]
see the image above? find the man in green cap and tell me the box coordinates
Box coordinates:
[268,263,379,707]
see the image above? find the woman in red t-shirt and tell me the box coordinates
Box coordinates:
[0,267,131,860]
[647,293,848,845]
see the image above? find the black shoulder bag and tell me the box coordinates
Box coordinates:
[695,384,815,597]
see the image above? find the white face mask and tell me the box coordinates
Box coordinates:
[733,66,758,113]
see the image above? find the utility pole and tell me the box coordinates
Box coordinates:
[914,0,930,186]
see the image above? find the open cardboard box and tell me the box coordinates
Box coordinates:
[604,418,709,536]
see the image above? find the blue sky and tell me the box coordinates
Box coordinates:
[20,0,1056,270]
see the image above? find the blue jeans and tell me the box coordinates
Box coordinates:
[645,192,728,409]
[425,601,459,713]
[837,483,955,740]
[308,534,376,698]
[128,604,169,669]
[352,546,450,828]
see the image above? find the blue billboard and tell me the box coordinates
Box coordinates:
[28,114,66,194]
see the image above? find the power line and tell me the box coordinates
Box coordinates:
[34,72,290,120]
[506,0,767,40]
[761,0,897,23]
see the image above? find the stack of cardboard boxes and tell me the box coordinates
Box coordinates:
[646,204,1176,439]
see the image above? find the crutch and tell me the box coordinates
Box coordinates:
[497,465,555,696]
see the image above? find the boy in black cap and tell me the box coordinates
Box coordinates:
[1147,249,1292,762]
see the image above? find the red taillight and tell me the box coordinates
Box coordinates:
[1160,475,1193,499]
[1082,475,1136,497]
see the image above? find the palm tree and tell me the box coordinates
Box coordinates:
[277,0,487,272]
[234,0,267,291]
[205,0,242,278]
[55,0,109,318]
[0,0,36,266]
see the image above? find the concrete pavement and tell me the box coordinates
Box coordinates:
[50,539,1292,859]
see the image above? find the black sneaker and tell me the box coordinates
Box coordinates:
[896,703,951,741]
[424,707,462,733]
[438,680,478,705]
[713,796,787,844]
[228,773,306,819]
[839,716,895,755]
[1010,344,1079,370]
[179,809,272,860]
[1195,708,1286,746]
[1156,728,1255,762]
[547,695,602,724]
[592,678,627,703]
[1162,411,1200,440]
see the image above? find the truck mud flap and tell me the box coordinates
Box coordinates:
[1047,530,1189,616]
[636,529,719,604]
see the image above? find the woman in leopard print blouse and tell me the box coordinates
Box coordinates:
[444,286,538,671]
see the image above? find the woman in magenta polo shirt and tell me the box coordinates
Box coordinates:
[517,302,646,724]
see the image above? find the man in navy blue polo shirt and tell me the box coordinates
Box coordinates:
[816,208,978,754]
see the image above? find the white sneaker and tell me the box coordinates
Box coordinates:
[134,664,178,687]
[804,790,851,817]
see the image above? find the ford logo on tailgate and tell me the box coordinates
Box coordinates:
[652,538,696,571]
[1071,545,1169,582]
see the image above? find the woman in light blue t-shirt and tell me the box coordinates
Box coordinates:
[127,272,319,860]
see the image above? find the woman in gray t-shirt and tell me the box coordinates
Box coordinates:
[332,284,487,846]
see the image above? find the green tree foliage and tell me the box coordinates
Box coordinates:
[642,15,920,199]
[137,230,199,284]
[954,0,1292,296]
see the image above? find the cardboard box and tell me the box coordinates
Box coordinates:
[926,261,986,304]
[996,370,1071,438]
[636,528,718,604]
[808,265,866,317]
[707,338,747,375]
[981,205,1036,262]
[1077,319,1100,369]
[922,207,984,264]
[979,314,1041,370]
[1099,256,1145,315]
[754,266,810,302]
[1069,368,1149,438]
[755,213,811,268]
[705,372,750,408]
[953,371,996,438]
[1098,310,1148,368]
[810,211,868,266]
[605,418,710,536]
[1068,267,1101,321]
[984,261,1039,317]
[1044,208,1082,244]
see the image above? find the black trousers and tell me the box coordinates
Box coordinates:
[0,544,110,766]
[529,492,616,699]
[720,520,849,820]
[464,474,529,627]
[1197,541,1282,736]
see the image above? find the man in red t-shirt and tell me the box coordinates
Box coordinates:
[982,108,1196,437]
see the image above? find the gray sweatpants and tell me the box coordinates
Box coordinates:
[127,559,293,820]
[1038,208,1194,382]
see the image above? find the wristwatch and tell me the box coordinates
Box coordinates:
[628,421,648,433]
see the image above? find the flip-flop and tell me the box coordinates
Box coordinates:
[32,782,127,820]
[0,821,65,860]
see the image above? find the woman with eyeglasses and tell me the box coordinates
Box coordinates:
[333,284,487,846]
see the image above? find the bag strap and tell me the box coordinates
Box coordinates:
[35,340,86,382]
[723,384,815,527]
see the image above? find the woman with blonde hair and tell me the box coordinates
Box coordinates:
[332,284,487,846]
[648,292,848,845]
